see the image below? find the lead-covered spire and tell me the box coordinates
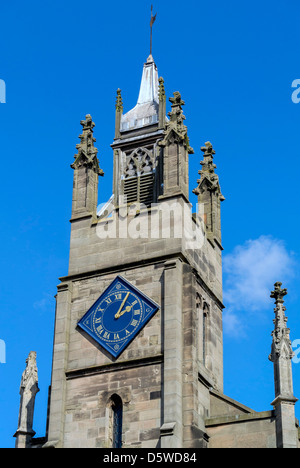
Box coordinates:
[120,57,159,131]
[137,55,158,105]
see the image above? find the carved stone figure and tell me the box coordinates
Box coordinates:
[14,352,39,448]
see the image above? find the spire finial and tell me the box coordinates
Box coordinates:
[268,282,298,448]
[115,88,123,112]
[270,281,287,304]
[150,5,157,58]
[192,141,225,244]
[193,142,225,197]
[269,282,292,362]
[158,77,165,100]
[71,114,104,176]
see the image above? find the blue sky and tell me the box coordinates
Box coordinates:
[1,0,300,447]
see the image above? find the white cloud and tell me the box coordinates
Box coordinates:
[223,235,296,337]
[223,309,246,339]
[33,293,53,312]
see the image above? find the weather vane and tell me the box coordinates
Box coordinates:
[150,5,157,56]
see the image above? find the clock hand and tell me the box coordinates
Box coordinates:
[116,304,133,318]
[115,292,130,319]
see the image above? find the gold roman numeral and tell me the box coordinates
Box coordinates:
[131,319,138,327]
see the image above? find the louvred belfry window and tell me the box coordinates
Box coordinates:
[124,173,154,206]
[123,147,155,206]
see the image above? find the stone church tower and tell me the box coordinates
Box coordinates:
[15,53,299,449]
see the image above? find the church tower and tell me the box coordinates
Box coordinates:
[15,27,300,447]
[41,52,225,448]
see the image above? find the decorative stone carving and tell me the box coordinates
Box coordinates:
[158,77,166,128]
[124,147,154,177]
[125,158,137,178]
[159,92,194,154]
[114,89,123,139]
[140,153,153,174]
[14,352,39,448]
[268,282,298,448]
[115,88,123,113]
[269,282,294,362]
[193,142,224,199]
[158,77,165,101]
[193,142,224,246]
[71,114,104,176]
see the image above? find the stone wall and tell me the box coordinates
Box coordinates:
[64,362,162,448]
[206,413,277,448]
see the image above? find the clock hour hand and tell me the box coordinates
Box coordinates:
[114,292,129,319]
[116,304,133,318]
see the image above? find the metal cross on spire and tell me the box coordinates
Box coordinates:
[150,5,157,57]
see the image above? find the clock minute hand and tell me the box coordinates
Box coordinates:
[115,292,130,319]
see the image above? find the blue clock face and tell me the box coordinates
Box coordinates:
[77,276,159,358]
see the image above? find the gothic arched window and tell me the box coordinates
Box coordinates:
[123,147,155,206]
[203,302,210,366]
[110,394,123,448]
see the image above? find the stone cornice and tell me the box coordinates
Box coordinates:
[65,354,163,380]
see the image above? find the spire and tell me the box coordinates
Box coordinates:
[120,58,159,131]
[137,57,158,106]
[158,76,166,128]
[193,142,224,197]
[158,91,193,201]
[117,9,161,133]
[115,89,123,139]
[269,282,293,362]
[115,88,123,112]
[193,142,224,247]
[158,76,165,101]
[269,282,298,448]
[71,115,103,221]
[159,92,194,154]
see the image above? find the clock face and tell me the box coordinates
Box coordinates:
[77,275,159,358]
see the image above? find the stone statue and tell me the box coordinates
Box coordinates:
[14,351,39,448]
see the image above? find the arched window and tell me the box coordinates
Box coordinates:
[123,147,155,207]
[196,293,203,363]
[203,302,210,366]
[196,292,210,366]
[109,394,123,448]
